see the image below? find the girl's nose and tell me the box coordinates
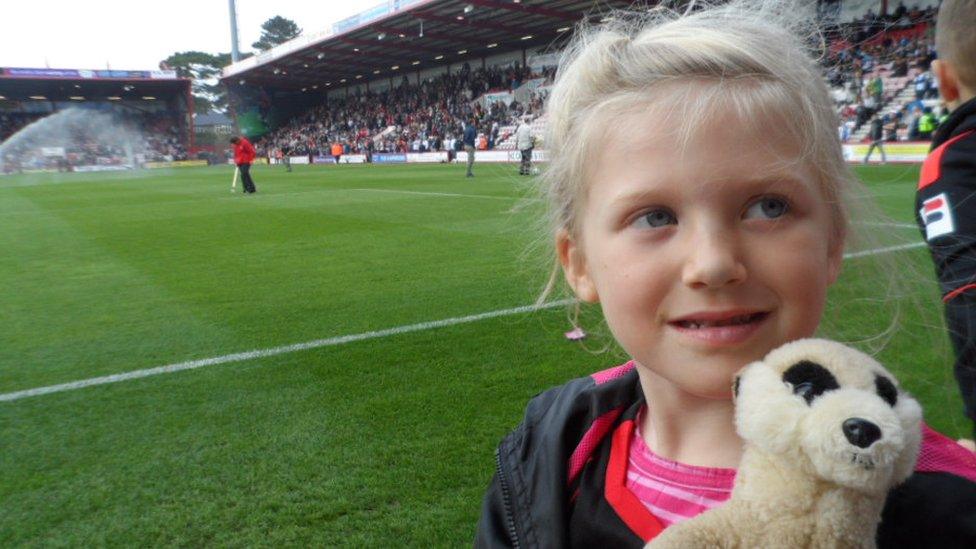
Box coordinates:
[681,228,747,289]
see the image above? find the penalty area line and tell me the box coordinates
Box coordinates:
[0,299,573,403]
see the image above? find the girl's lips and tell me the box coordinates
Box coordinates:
[668,311,771,346]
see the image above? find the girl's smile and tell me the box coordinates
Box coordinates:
[667,309,772,347]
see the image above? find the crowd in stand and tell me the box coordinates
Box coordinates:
[823,2,950,142]
[140,113,188,162]
[254,3,949,157]
[0,112,45,143]
[256,62,553,158]
[0,108,187,172]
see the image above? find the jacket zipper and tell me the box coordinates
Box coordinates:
[495,447,521,548]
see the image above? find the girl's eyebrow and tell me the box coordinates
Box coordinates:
[608,188,674,210]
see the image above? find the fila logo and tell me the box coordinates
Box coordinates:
[920,193,955,241]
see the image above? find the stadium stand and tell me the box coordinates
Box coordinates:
[257,63,553,155]
[821,2,943,143]
[255,63,552,157]
[221,0,949,167]
[4,1,947,173]
[221,0,633,162]
[0,67,192,171]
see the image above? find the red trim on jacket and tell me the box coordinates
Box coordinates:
[919,130,975,190]
[591,361,636,385]
[568,407,625,487]
[943,283,976,303]
[604,419,665,542]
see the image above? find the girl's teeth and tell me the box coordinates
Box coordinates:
[683,314,757,329]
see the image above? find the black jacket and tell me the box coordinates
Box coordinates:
[915,97,976,299]
[475,364,976,548]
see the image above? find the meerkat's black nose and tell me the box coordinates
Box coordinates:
[843,418,882,448]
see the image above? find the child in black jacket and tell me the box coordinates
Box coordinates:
[915,0,976,445]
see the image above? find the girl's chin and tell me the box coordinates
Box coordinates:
[635,365,740,401]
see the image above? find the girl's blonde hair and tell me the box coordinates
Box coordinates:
[544,0,851,241]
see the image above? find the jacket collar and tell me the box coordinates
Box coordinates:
[932,96,976,149]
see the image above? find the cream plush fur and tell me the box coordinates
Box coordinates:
[646,339,922,549]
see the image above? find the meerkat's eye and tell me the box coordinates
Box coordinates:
[782,360,839,405]
[793,382,816,402]
[875,375,898,407]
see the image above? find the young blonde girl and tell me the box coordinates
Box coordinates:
[476,1,976,546]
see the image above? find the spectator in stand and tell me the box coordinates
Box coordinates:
[914,0,976,447]
[886,112,901,142]
[463,117,477,178]
[905,105,923,139]
[892,54,909,77]
[230,136,257,194]
[918,106,937,139]
[868,74,883,104]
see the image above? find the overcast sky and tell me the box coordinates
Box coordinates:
[0,1,375,70]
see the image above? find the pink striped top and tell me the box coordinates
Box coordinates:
[626,407,736,526]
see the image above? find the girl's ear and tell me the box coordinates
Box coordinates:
[932,59,961,106]
[556,229,599,303]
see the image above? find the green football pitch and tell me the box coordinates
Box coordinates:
[0,162,966,545]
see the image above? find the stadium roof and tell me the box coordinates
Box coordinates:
[0,68,189,102]
[222,0,637,90]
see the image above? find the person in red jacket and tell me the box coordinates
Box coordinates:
[230,136,257,194]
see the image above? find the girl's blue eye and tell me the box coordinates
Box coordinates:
[745,197,789,220]
[634,209,676,228]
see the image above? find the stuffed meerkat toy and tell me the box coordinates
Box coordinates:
[647,339,923,549]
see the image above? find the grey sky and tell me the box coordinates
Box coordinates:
[0,1,373,70]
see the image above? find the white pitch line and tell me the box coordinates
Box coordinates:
[350,188,539,202]
[855,221,918,229]
[0,299,573,403]
[0,240,930,404]
[843,241,926,259]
